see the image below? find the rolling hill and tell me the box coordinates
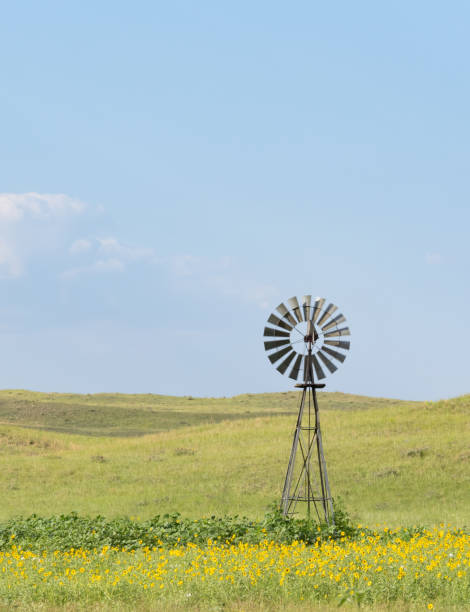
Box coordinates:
[0,389,468,527]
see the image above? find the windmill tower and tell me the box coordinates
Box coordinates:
[263,296,350,524]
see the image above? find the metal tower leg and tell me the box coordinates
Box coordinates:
[280,354,334,524]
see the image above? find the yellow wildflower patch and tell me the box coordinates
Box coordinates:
[0,527,468,606]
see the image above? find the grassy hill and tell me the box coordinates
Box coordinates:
[0,389,468,527]
[0,389,414,435]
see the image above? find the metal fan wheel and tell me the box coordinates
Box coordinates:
[263,295,350,381]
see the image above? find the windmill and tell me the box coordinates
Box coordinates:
[263,296,350,524]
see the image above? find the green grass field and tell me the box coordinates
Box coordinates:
[0,388,467,526]
[0,388,469,610]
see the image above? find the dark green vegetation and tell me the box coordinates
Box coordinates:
[0,505,357,552]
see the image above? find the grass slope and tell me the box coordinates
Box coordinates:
[0,389,413,435]
[0,390,468,526]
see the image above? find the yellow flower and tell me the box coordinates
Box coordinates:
[427,605,434,610]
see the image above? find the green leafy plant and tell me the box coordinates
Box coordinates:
[0,500,358,551]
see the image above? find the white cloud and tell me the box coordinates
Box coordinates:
[61,258,125,279]
[97,237,155,262]
[70,239,93,254]
[166,254,231,277]
[0,193,86,222]
[163,254,278,309]
[0,240,23,278]
[62,236,156,278]
[207,273,278,310]
[425,253,442,265]
[63,243,274,308]
[93,258,126,272]
[0,195,154,280]
[0,193,88,277]
[0,194,276,310]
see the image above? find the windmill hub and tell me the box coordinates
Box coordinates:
[288,321,324,355]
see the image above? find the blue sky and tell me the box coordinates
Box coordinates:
[0,1,469,400]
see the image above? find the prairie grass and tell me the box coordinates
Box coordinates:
[0,391,467,524]
[0,389,415,436]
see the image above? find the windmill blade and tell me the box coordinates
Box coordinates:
[316,303,338,327]
[303,354,313,382]
[302,295,312,321]
[267,313,293,331]
[324,339,350,350]
[322,345,346,363]
[264,339,291,351]
[268,345,292,364]
[318,350,338,374]
[321,313,346,332]
[324,327,350,338]
[288,354,303,380]
[312,297,325,322]
[264,327,290,338]
[277,351,296,374]
[276,302,298,327]
[312,354,326,380]
[287,296,303,323]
